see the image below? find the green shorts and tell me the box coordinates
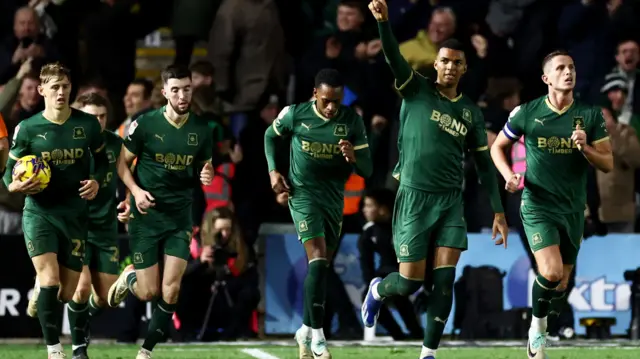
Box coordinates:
[22,209,87,272]
[127,204,192,269]
[84,241,120,274]
[520,204,584,265]
[288,195,343,251]
[393,186,467,263]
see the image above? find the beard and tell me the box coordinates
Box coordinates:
[169,100,190,115]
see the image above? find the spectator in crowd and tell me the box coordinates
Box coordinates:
[116,78,154,137]
[598,74,640,233]
[399,6,456,74]
[208,0,287,139]
[0,6,59,83]
[358,188,423,340]
[0,58,41,134]
[170,0,218,66]
[179,207,260,341]
[603,40,640,118]
[190,60,215,90]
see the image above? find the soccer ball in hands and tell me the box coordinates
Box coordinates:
[13,155,51,191]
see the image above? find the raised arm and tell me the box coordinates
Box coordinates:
[369,0,414,91]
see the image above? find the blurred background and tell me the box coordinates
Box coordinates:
[1,0,640,346]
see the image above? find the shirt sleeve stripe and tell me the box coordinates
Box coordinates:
[272,121,281,136]
[473,146,488,152]
[502,122,521,141]
[8,152,19,160]
[353,143,369,150]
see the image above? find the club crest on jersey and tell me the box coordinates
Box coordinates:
[334,124,347,137]
[299,220,309,232]
[73,127,86,139]
[107,151,116,163]
[187,133,198,146]
[572,116,584,129]
[462,108,472,123]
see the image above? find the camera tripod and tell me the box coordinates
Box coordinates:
[197,267,235,341]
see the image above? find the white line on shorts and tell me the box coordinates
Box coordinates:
[241,348,282,359]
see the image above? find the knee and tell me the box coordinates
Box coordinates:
[137,285,160,302]
[162,283,181,304]
[396,277,423,297]
[538,266,563,283]
[72,284,92,303]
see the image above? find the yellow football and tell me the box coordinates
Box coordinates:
[13,155,51,191]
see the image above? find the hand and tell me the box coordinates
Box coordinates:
[492,213,508,248]
[16,57,33,80]
[8,168,41,195]
[471,34,488,59]
[504,173,522,193]
[276,191,289,206]
[368,0,388,22]
[571,123,587,151]
[325,37,342,59]
[269,170,290,194]
[200,162,214,185]
[12,46,27,64]
[117,200,130,223]
[24,44,44,58]
[79,179,99,200]
[339,139,356,163]
[229,143,243,163]
[355,42,368,60]
[366,39,382,57]
[132,187,155,214]
[200,245,214,264]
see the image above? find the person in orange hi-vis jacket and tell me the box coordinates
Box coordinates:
[0,114,9,175]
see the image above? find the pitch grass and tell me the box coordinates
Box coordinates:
[3,344,640,359]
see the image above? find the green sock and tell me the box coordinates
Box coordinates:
[142,298,176,351]
[88,294,103,318]
[302,290,312,327]
[423,267,455,349]
[377,272,423,298]
[532,275,560,318]
[68,300,90,346]
[38,286,63,345]
[549,290,567,317]
[126,272,137,293]
[304,259,328,329]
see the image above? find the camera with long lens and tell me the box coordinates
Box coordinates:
[211,233,237,281]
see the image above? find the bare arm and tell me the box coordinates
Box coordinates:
[490,131,516,181]
[116,145,141,193]
[582,139,613,173]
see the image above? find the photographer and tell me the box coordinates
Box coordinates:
[177,207,260,341]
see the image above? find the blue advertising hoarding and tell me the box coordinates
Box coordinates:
[264,233,640,336]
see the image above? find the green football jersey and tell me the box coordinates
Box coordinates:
[7,109,105,214]
[392,71,488,192]
[271,101,369,209]
[124,107,213,213]
[88,131,122,227]
[503,96,609,213]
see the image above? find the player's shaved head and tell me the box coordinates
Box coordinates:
[542,50,571,74]
[314,68,344,89]
[438,38,465,58]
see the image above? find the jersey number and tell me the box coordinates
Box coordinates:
[71,239,83,257]
[110,246,119,263]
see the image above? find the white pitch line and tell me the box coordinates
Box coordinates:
[241,348,282,359]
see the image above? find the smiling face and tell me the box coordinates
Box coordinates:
[542,54,576,92]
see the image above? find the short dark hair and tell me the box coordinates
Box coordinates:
[161,65,191,84]
[189,60,215,77]
[542,50,571,71]
[130,78,154,99]
[365,188,395,211]
[314,68,343,88]
[75,92,111,110]
[438,38,465,54]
